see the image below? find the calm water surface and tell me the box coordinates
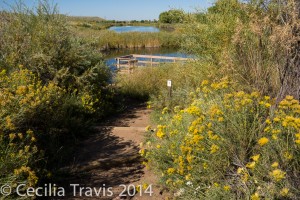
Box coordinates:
[108,26,160,33]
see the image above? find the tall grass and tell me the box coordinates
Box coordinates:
[116,61,209,105]
[116,59,239,110]
[73,28,182,50]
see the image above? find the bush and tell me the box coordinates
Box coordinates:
[0,68,64,196]
[0,1,110,92]
[143,79,300,199]
[0,63,111,197]
[0,129,39,198]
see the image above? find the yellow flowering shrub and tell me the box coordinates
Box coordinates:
[0,128,39,194]
[0,67,104,196]
[144,79,300,199]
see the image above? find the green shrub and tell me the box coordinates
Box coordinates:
[0,1,110,92]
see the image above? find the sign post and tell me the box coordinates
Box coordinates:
[167,80,172,98]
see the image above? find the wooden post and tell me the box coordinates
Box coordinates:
[128,60,131,74]
[116,58,120,69]
[151,57,153,66]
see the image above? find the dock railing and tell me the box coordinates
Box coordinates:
[115,54,191,72]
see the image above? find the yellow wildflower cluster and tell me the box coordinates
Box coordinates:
[156,125,166,139]
[295,133,300,144]
[280,188,289,196]
[251,192,260,200]
[210,144,220,154]
[171,114,183,124]
[147,101,152,109]
[198,78,229,96]
[208,105,223,119]
[14,166,38,186]
[1,128,40,191]
[223,185,231,191]
[162,107,169,114]
[167,168,176,174]
[279,95,300,111]
[258,137,269,146]
[269,169,286,182]
[81,93,99,113]
[185,106,201,116]
[271,162,279,168]
[237,167,249,183]
[145,125,151,131]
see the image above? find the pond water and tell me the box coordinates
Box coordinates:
[104,48,190,71]
[108,26,160,33]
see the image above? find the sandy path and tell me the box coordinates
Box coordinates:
[61,104,168,200]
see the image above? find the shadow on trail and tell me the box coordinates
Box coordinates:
[55,102,148,199]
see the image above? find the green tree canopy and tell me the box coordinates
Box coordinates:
[159,9,186,24]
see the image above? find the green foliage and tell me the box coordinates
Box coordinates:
[159,9,186,24]
[0,0,110,92]
[182,0,247,62]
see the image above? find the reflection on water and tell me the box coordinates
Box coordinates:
[108,26,160,33]
[103,48,190,71]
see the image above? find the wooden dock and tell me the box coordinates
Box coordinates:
[115,54,191,73]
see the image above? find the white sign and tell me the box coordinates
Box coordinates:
[167,80,172,87]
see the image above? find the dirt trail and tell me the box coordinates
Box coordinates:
[62,103,168,200]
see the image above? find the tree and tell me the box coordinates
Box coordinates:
[159,9,186,23]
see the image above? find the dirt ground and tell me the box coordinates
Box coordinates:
[59,103,169,200]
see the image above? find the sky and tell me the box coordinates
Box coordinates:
[0,0,213,20]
